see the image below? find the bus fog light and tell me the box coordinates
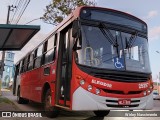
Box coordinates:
[80,80,85,85]
[96,89,100,95]
[88,85,92,91]
[143,91,147,96]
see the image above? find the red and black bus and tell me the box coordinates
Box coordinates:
[13,6,153,118]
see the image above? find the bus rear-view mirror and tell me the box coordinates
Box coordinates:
[72,20,80,38]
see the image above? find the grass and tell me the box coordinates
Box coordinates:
[0,96,21,111]
[0,96,13,104]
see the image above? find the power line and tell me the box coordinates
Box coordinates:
[11,0,24,24]
[10,0,31,24]
[25,17,42,25]
[15,0,30,24]
[15,0,28,24]
[10,0,23,23]
[13,0,19,6]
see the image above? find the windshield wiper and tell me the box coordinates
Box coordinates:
[99,22,118,47]
[126,31,138,49]
[98,22,119,57]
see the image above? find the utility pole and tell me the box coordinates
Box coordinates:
[0,5,16,95]
[6,6,11,24]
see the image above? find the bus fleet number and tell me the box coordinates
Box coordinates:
[138,83,148,89]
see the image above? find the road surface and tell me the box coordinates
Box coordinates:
[1,90,160,120]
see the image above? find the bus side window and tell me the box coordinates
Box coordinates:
[23,56,29,72]
[16,63,20,75]
[34,45,43,68]
[41,41,48,65]
[28,51,34,70]
[26,54,30,71]
[44,34,57,64]
[20,59,24,73]
[33,49,37,68]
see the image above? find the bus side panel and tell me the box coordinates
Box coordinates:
[20,68,42,102]
[21,73,30,99]
[30,67,43,102]
[41,62,57,105]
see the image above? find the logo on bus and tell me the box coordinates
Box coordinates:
[91,79,112,88]
[113,57,124,69]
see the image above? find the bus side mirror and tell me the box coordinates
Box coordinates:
[72,20,80,38]
[72,20,82,51]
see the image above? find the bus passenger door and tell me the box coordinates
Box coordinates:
[56,29,72,107]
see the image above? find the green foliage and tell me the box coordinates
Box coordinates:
[42,0,96,25]
[0,96,13,104]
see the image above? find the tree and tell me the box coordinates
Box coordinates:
[42,0,96,25]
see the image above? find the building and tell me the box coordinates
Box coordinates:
[0,51,15,88]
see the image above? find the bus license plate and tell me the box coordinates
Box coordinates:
[118,99,131,105]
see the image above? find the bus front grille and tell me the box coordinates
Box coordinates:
[93,72,149,83]
[103,89,143,95]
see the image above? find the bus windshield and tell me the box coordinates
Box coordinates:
[76,25,151,73]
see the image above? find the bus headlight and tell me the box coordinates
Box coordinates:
[96,89,100,95]
[88,85,92,91]
[80,80,85,85]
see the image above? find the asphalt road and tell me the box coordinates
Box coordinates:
[1,90,160,120]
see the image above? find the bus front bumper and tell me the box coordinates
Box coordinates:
[72,87,153,111]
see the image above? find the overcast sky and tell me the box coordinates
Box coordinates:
[1,0,160,81]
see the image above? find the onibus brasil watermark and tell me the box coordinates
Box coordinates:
[1,112,42,118]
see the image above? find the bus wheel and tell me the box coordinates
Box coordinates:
[17,87,29,104]
[44,89,59,118]
[94,110,110,117]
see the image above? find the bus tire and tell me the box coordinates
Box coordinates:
[94,110,110,117]
[44,89,59,118]
[17,87,29,104]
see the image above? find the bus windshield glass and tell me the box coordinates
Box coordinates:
[75,25,151,73]
[80,8,147,33]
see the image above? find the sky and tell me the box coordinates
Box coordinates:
[0,0,160,81]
